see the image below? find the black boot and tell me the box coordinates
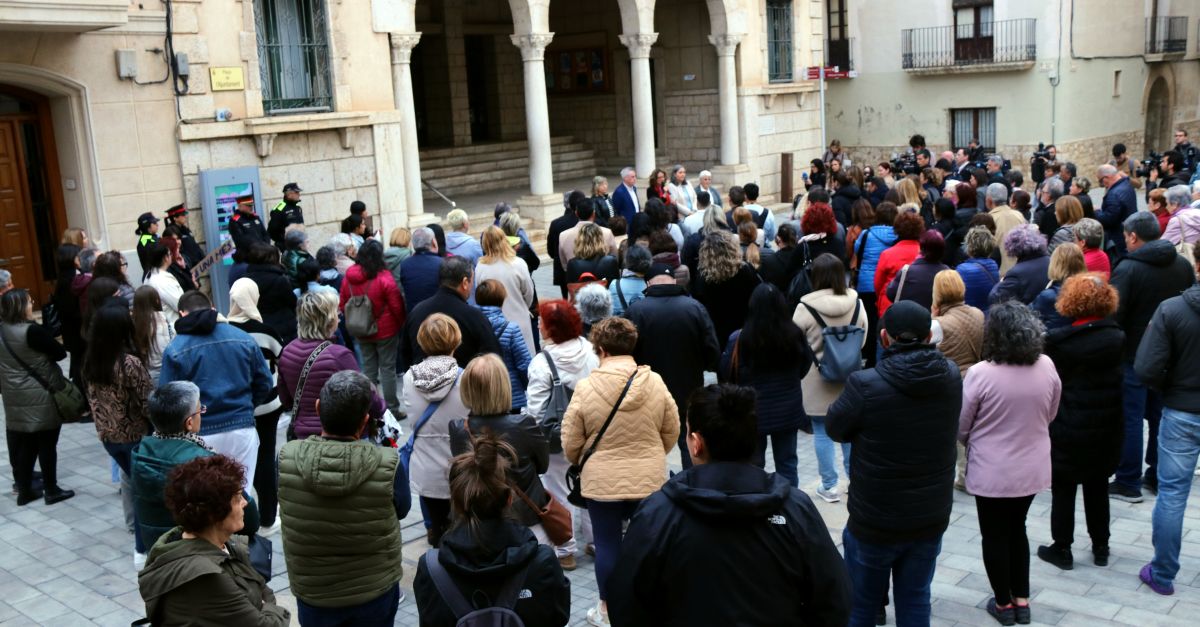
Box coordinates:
[1093,545,1110,567]
[11,471,43,495]
[1036,544,1074,570]
[16,487,43,506]
[43,486,75,505]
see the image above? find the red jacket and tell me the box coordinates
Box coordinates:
[874,239,921,315]
[339,264,406,340]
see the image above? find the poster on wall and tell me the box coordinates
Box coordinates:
[546,46,611,94]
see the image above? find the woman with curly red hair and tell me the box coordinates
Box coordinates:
[525,300,600,570]
[797,202,846,272]
[1038,274,1124,572]
[138,455,289,625]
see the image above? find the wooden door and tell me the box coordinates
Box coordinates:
[0,119,42,300]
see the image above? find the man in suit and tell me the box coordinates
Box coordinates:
[547,192,581,298]
[695,170,722,209]
[558,196,617,271]
[612,166,641,226]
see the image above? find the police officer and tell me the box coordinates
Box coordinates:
[228,194,270,262]
[165,204,205,269]
[268,182,305,248]
[135,212,160,274]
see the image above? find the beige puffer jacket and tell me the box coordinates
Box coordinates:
[561,355,679,501]
[793,288,869,417]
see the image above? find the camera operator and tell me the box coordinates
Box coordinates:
[1109,143,1143,190]
[1174,129,1200,172]
[1147,150,1190,196]
[1029,143,1058,185]
[909,134,927,154]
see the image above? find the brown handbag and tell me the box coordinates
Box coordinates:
[514,485,573,546]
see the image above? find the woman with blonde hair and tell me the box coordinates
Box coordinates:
[561,317,678,626]
[694,231,761,351]
[448,353,551,543]
[565,222,619,284]
[474,225,536,354]
[1032,244,1087,329]
[1048,196,1085,252]
[591,175,614,225]
[61,227,90,249]
[384,227,412,288]
[405,313,470,547]
[897,177,932,226]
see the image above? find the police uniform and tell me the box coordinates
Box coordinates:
[268,184,305,247]
[167,205,205,269]
[136,232,159,273]
[228,198,270,260]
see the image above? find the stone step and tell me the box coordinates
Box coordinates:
[420,147,596,179]
[422,157,597,200]
[418,136,577,165]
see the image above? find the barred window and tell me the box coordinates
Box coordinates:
[951,108,996,153]
[255,0,333,115]
[766,1,793,83]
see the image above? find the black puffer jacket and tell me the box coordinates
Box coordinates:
[1111,238,1196,360]
[1044,320,1125,482]
[826,344,962,545]
[1136,285,1200,413]
[448,413,549,527]
[830,184,862,227]
[243,263,298,345]
[607,462,851,627]
[414,520,569,627]
[626,284,721,418]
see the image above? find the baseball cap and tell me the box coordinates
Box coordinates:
[883,301,932,344]
[645,263,674,282]
[282,182,302,193]
[137,212,159,227]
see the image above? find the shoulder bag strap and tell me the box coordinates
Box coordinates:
[542,350,561,385]
[894,264,912,303]
[850,299,861,326]
[410,368,462,440]
[291,341,332,415]
[802,303,828,329]
[578,371,637,471]
[615,277,628,310]
[729,334,740,383]
[423,549,476,618]
[0,328,53,391]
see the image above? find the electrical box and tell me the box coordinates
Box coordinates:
[175,53,190,78]
[116,49,137,79]
[198,167,264,314]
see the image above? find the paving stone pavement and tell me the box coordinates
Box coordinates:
[2,260,1198,626]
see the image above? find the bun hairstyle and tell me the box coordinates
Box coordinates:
[686,384,759,462]
[448,431,517,546]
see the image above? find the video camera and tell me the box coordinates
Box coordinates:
[890,152,919,176]
[1136,152,1163,178]
[1031,142,1053,160]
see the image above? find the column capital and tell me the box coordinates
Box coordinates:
[389,32,422,65]
[707,33,743,57]
[510,33,555,62]
[619,33,659,59]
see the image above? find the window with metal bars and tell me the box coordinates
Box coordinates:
[767,1,793,83]
[255,0,333,115]
[951,108,996,153]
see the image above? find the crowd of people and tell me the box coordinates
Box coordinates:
[2,140,1200,626]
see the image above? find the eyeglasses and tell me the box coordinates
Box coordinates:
[188,405,207,420]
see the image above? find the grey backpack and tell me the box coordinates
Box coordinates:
[802,301,864,383]
[538,351,572,454]
[425,549,531,627]
[344,282,378,338]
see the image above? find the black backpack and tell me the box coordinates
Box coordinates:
[786,242,815,308]
[425,549,533,627]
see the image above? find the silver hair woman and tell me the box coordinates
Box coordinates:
[574,283,612,332]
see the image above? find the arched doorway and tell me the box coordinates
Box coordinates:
[0,85,67,306]
[1145,77,1171,153]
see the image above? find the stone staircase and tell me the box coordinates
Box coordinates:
[418,136,596,201]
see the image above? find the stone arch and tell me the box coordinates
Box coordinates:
[1144,73,1173,153]
[0,63,106,247]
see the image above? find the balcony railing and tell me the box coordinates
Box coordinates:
[1146,17,1187,54]
[826,38,854,72]
[902,19,1036,71]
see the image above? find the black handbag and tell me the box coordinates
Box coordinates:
[565,371,636,507]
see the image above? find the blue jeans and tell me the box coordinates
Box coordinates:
[842,528,941,627]
[812,417,851,490]
[297,582,400,627]
[1150,407,1200,588]
[103,441,145,554]
[1116,362,1163,490]
[587,499,642,600]
[754,430,800,487]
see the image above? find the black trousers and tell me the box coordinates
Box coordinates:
[254,408,284,526]
[975,494,1035,606]
[1050,475,1109,549]
[8,428,60,491]
[861,295,880,368]
[421,497,452,547]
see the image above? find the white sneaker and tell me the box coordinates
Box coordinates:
[815,486,841,503]
[586,602,610,626]
[261,518,282,536]
[134,551,147,570]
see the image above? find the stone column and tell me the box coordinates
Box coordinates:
[390,32,425,219]
[511,33,555,196]
[619,33,658,179]
[709,34,742,166]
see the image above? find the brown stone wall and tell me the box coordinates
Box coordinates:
[660,89,721,172]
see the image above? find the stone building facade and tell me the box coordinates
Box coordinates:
[1,0,831,303]
[824,0,1200,182]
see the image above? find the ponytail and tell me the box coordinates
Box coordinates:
[738,222,761,269]
[448,431,516,546]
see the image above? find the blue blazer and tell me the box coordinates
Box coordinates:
[612,184,639,226]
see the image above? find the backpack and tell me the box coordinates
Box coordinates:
[424,548,532,627]
[538,350,573,454]
[344,280,378,338]
[802,300,864,383]
[786,242,814,308]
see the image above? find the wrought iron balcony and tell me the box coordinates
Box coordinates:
[1145,16,1187,55]
[902,18,1036,73]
